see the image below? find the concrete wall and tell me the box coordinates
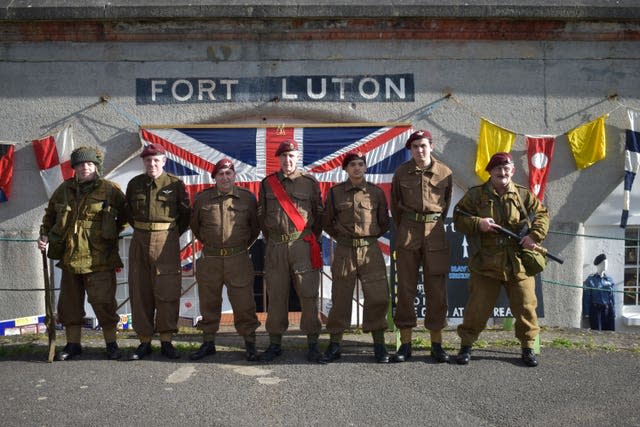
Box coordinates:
[2,1,640,327]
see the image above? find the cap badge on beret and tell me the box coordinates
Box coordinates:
[275,140,300,157]
[341,150,366,170]
[211,158,235,176]
[485,152,513,172]
[140,143,166,158]
[405,129,433,149]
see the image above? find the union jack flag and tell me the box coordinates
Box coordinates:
[135,124,412,267]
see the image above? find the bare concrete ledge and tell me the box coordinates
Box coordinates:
[1,1,640,22]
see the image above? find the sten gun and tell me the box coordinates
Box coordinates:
[455,208,564,264]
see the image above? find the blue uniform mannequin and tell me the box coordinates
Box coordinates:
[583,254,615,331]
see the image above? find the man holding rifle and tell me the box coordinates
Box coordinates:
[452,152,549,367]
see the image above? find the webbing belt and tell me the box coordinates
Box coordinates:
[133,221,174,231]
[336,237,377,247]
[203,246,247,257]
[403,212,441,223]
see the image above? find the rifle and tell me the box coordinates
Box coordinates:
[455,208,564,264]
[41,249,56,362]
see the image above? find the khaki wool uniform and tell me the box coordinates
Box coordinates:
[453,181,550,348]
[40,177,127,343]
[125,172,190,338]
[323,180,390,334]
[258,169,323,336]
[190,186,261,340]
[391,157,453,331]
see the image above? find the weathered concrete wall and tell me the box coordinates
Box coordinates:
[1,2,640,327]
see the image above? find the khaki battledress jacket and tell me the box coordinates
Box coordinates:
[40,177,127,273]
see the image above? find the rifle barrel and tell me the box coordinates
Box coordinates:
[454,208,564,264]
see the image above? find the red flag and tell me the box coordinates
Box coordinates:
[526,136,555,200]
[32,126,75,197]
[0,144,15,202]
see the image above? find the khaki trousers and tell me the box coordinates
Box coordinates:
[394,247,448,331]
[457,273,539,348]
[326,244,389,334]
[195,253,260,338]
[128,229,181,337]
[58,270,119,340]
[264,238,321,335]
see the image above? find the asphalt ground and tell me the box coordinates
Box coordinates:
[1,326,639,426]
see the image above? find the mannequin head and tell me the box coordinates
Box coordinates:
[594,253,607,275]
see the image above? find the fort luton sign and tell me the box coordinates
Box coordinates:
[136,74,414,104]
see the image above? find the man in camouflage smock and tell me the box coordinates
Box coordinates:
[258,140,324,362]
[391,130,453,363]
[321,150,391,364]
[38,146,127,361]
[189,158,261,361]
[125,143,191,360]
[452,152,549,367]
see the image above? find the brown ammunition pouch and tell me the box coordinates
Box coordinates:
[47,193,71,260]
[520,249,546,276]
[101,184,118,240]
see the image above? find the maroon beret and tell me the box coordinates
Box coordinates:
[140,143,166,158]
[342,150,366,170]
[405,130,433,149]
[275,140,299,157]
[211,158,235,176]
[485,152,514,172]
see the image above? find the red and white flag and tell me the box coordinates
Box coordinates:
[525,135,556,200]
[32,126,75,197]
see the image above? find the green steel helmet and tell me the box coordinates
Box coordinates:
[520,249,546,276]
[70,146,103,173]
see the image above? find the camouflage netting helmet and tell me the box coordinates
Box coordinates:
[520,249,546,276]
[70,146,104,174]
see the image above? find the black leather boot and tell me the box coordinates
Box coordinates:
[456,346,472,365]
[129,342,152,361]
[521,348,539,367]
[320,342,342,364]
[160,341,181,359]
[56,343,82,361]
[392,343,412,362]
[105,342,122,360]
[245,341,259,362]
[430,343,450,363]
[306,343,322,362]
[261,343,282,362]
[189,341,216,360]
[373,344,390,364]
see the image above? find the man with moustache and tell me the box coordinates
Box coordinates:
[452,152,550,367]
[189,158,261,361]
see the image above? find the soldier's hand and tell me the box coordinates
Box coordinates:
[37,235,48,251]
[479,217,499,233]
[519,235,537,250]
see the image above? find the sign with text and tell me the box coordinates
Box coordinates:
[136,74,414,104]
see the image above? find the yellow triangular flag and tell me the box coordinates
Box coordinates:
[566,114,608,170]
[475,118,516,181]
